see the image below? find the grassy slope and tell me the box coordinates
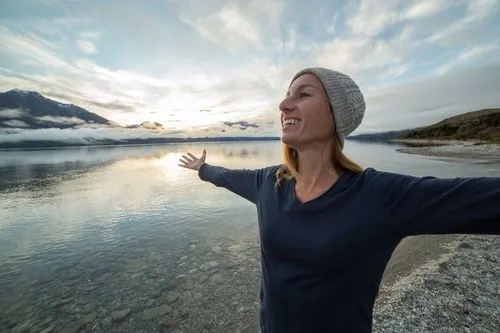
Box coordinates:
[399,108,500,143]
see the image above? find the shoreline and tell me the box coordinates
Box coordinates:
[374,235,500,332]
[373,141,500,331]
[393,139,500,162]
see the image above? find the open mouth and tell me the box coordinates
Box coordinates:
[282,118,301,128]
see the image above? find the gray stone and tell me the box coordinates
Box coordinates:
[166,291,181,303]
[111,308,131,322]
[199,261,219,271]
[40,327,54,333]
[11,320,33,333]
[211,273,224,283]
[161,317,179,329]
[59,314,95,333]
[101,317,112,328]
[179,307,189,318]
[50,297,73,308]
[182,279,195,290]
[142,305,172,320]
[82,301,97,314]
[124,259,147,273]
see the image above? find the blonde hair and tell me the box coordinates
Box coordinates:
[276,72,363,186]
[275,133,363,187]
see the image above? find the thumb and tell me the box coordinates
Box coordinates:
[201,149,206,160]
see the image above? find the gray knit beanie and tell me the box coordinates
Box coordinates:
[290,67,366,146]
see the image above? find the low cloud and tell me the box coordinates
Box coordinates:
[36,115,87,125]
[0,127,185,145]
[0,109,24,119]
[1,120,30,128]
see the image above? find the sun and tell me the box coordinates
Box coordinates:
[153,152,188,180]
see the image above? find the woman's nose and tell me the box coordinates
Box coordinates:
[279,96,293,113]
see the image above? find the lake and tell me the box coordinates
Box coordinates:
[1,140,499,333]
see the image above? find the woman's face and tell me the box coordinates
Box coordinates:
[279,73,334,149]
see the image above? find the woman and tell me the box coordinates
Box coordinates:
[178,67,500,333]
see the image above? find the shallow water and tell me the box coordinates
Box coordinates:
[0,140,498,332]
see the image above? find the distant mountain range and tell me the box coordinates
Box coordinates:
[0,89,275,149]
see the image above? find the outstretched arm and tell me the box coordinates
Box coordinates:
[179,149,272,204]
[371,169,500,238]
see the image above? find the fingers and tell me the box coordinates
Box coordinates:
[178,150,206,169]
[179,156,193,164]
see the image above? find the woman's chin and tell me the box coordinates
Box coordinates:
[280,132,298,146]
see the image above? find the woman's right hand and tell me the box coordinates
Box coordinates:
[178,149,207,171]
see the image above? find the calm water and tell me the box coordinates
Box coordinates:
[0,140,499,332]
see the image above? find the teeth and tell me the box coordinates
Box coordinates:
[283,119,300,126]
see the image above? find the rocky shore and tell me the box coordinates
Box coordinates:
[373,235,500,333]
[395,139,500,162]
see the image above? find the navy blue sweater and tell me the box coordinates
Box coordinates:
[198,164,500,333]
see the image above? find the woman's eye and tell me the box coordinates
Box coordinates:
[299,92,310,98]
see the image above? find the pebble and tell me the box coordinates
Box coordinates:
[101,317,112,328]
[166,291,181,303]
[211,273,224,283]
[50,297,73,308]
[199,260,219,271]
[59,313,95,333]
[111,308,131,322]
[82,301,97,313]
[142,305,172,320]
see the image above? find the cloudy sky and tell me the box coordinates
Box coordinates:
[1,0,500,137]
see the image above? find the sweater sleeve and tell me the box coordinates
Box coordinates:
[198,163,274,204]
[371,169,500,238]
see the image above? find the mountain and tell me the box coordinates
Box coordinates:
[0,89,119,129]
[126,121,165,131]
[347,129,416,142]
[398,108,500,143]
[223,121,259,130]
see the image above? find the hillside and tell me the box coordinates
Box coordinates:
[399,108,500,143]
[0,89,117,129]
[347,129,416,142]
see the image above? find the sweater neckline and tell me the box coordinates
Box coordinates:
[290,170,351,208]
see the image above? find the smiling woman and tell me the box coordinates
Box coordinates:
[178,66,500,333]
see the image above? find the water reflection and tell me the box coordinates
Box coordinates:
[221,147,260,158]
